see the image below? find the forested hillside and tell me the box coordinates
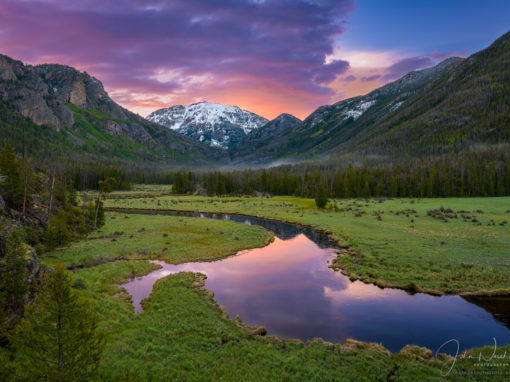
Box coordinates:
[0,142,117,340]
[229,31,510,164]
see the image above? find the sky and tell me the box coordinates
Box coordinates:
[0,0,509,120]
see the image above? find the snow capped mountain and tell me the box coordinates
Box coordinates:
[146,102,268,149]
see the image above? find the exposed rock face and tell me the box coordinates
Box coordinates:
[0,218,51,323]
[0,56,17,81]
[250,327,267,336]
[69,78,87,107]
[21,243,51,297]
[0,53,221,164]
[0,55,127,130]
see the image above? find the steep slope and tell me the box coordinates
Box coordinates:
[0,55,221,167]
[147,102,268,149]
[234,30,510,164]
[343,30,510,157]
[232,57,464,163]
[230,113,301,163]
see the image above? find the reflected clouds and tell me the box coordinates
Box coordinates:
[120,212,510,353]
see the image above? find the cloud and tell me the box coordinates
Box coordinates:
[382,56,435,80]
[0,0,356,118]
[313,59,350,84]
[360,74,381,82]
[428,49,469,61]
[382,50,467,81]
[342,75,357,82]
[327,47,466,103]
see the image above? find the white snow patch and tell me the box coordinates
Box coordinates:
[146,101,268,149]
[342,100,375,120]
[390,101,404,112]
[210,139,222,147]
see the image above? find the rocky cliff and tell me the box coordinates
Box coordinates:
[0,55,221,166]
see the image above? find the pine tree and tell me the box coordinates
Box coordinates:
[0,143,24,208]
[94,177,116,229]
[12,264,106,381]
[315,183,329,209]
[43,210,73,250]
[21,158,37,216]
[172,172,184,194]
[0,231,27,316]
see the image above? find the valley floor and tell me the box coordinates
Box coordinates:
[104,190,510,295]
[41,188,510,380]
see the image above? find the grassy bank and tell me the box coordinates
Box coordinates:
[104,194,510,295]
[72,260,506,381]
[43,212,272,268]
[40,207,510,380]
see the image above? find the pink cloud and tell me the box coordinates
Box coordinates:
[0,0,356,119]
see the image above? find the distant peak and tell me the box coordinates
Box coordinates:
[274,113,301,122]
[146,101,269,150]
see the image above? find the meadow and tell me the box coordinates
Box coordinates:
[43,204,509,381]
[43,212,272,268]
[104,192,510,295]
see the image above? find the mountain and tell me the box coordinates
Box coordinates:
[232,30,510,164]
[341,30,510,158]
[146,102,268,149]
[1,30,508,170]
[231,57,464,163]
[231,113,301,163]
[0,55,221,167]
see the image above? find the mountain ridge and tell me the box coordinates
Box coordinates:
[146,101,268,149]
[225,56,464,164]
[228,28,510,164]
[1,30,508,169]
[0,55,222,167]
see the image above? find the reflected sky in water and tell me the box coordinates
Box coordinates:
[121,213,510,353]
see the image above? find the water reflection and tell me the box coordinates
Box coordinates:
[119,210,510,353]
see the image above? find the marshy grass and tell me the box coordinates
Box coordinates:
[103,193,510,295]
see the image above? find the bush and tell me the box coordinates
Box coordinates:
[315,184,329,209]
[72,278,87,290]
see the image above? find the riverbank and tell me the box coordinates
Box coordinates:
[104,194,510,295]
[44,205,510,380]
[43,212,273,268]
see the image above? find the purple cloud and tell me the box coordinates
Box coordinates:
[360,74,381,82]
[428,49,469,61]
[383,56,435,80]
[0,0,356,117]
[342,75,357,82]
[382,49,466,81]
[314,59,350,84]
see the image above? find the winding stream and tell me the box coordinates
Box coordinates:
[120,210,510,353]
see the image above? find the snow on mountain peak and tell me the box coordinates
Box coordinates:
[146,101,268,149]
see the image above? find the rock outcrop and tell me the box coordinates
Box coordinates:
[0,53,222,164]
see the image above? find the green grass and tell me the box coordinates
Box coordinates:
[70,261,508,381]
[43,212,272,268]
[104,192,510,295]
[79,184,173,204]
[37,200,510,380]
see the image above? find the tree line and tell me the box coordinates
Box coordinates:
[0,143,110,380]
[170,146,510,198]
